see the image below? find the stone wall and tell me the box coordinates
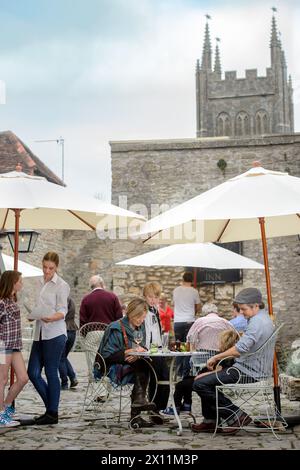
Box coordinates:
[111,133,300,350]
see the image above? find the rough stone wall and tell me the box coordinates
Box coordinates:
[111,134,300,351]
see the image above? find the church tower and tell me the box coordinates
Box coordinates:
[195,13,294,137]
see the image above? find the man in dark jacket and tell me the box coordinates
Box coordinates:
[79,275,122,327]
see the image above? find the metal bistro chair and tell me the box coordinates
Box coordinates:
[79,322,108,419]
[190,322,240,375]
[79,322,157,428]
[214,323,288,438]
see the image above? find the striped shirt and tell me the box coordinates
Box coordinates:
[187,313,232,351]
[0,298,22,350]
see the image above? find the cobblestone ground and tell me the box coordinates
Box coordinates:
[1,352,300,451]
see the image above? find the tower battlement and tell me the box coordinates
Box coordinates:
[196,15,294,138]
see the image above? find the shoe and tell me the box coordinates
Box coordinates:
[35,412,58,425]
[61,383,69,390]
[3,405,15,420]
[0,412,20,428]
[191,421,217,433]
[222,412,252,434]
[70,379,78,388]
[180,403,192,413]
[149,413,165,425]
[160,406,180,416]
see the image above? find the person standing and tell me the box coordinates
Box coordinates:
[79,275,122,327]
[59,297,78,390]
[28,252,70,425]
[0,271,28,427]
[173,272,201,342]
[158,293,174,334]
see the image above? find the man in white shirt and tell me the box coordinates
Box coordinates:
[173,272,201,342]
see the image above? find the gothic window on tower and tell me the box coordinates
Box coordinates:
[255,110,269,135]
[216,112,231,136]
[235,111,250,136]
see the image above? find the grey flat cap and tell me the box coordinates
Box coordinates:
[234,288,262,304]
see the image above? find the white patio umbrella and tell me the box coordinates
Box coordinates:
[137,163,300,410]
[0,253,43,277]
[0,169,145,270]
[117,242,264,270]
[0,167,144,388]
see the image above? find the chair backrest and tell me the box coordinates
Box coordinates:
[79,322,108,379]
[190,322,240,374]
[229,323,284,383]
[188,320,238,351]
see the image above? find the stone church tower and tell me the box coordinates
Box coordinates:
[196,15,294,137]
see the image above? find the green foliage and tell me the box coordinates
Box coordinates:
[217,159,227,175]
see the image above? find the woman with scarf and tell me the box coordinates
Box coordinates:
[97,297,156,427]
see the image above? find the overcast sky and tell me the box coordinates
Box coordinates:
[1,0,299,201]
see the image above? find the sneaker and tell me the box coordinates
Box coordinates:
[3,405,15,419]
[180,403,192,413]
[35,412,58,425]
[160,406,180,416]
[70,379,78,388]
[61,383,69,390]
[0,412,20,428]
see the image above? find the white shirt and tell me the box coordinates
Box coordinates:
[33,272,70,341]
[144,308,162,350]
[173,285,200,323]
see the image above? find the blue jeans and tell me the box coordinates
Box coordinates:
[28,334,66,414]
[59,330,77,385]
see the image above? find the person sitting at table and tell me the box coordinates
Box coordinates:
[229,302,248,333]
[143,282,169,420]
[96,297,157,428]
[161,329,239,416]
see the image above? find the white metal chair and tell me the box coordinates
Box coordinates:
[214,323,287,438]
[79,322,108,418]
[190,322,239,375]
[79,321,157,428]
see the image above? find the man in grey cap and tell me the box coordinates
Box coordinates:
[191,287,274,434]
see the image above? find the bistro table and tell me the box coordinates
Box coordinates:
[131,349,197,435]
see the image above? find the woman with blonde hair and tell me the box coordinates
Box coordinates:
[97,297,157,427]
[28,252,70,425]
[0,270,28,427]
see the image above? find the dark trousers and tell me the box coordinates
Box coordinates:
[174,376,194,408]
[192,367,241,421]
[59,330,77,385]
[174,322,194,377]
[28,334,66,414]
[148,357,169,411]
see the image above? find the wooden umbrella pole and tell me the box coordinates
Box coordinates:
[259,217,281,413]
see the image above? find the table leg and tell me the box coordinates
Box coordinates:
[169,357,182,436]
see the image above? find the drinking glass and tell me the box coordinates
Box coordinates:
[133,329,143,347]
[162,333,169,352]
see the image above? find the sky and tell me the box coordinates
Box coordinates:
[0,0,299,201]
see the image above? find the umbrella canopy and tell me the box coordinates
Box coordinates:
[117,242,264,270]
[0,171,145,231]
[137,166,300,243]
[0,253,43,277]
[136,164,300,411]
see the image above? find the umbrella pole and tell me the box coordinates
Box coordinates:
[259,217,281,413]
[10,210,21,393]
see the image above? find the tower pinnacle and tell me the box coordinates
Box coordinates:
[201,17,212,71]
[214,38,221,76]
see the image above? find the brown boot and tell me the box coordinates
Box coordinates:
[131,366,156,412]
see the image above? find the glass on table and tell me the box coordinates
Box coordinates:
[161,333,169,352]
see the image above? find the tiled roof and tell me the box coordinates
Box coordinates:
[0,130,64,185]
